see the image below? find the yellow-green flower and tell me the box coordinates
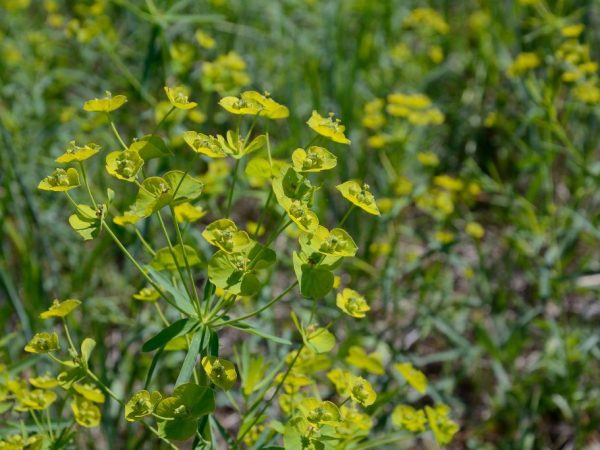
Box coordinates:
[183,131,228,158]
[395,362,428,394]
[345,346,384,375]
[71,396,101,428]
[286,200,320,232]
[292,146,337,173]
[105,149,144,182]
[307,111,351,144]
[164,86,197,110]
[173,202,206,223]
[132,287,160,302]
[16,389,57,411]
[219,91,289,119]
[29,373,59,389]
[336,288,370,318]
[466,221,485,239]
[202,219,253,253]
[73,383,105,403]
[349,375,377,406]
[125,390,162,422]
[392,404,427,432]
[425,404,459,445]
[507,52,540,77]
[336,181,380,216]
[83,91,127,112]
[39,298,81,319]
[299,398,341,426]
[38,168,80,192]
[24,332,60,354]
[201,356,237,391]
[55,141,100,163]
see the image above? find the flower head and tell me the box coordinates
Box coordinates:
[38,168,80,192]
[83,91,127,112]
[307,111,351,144]
[39,298,81,319]
[164,86,197,110]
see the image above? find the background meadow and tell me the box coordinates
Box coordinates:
[1,0,600,449]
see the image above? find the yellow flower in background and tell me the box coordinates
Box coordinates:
[345,346,384,375]
[195,30,216,49]
[362,98,386,130]
[39,298,81,319]
[164,86,197,110]
[395,362,428,394]
[202,51,251,95]
[435,230,455,244]
[132,287,159,302]
[507,52,540,77]
[466,221,485,239]
[336,288,370,318]
[83,91,127,113]
[173,202,206,223]
[417,151,440,167]
[307,111,351,144]
[392,404,427,432]
[403,8,449,34]
[434,175,464,191]
[426,404,459,445]
[387,92,444,125]
[561,24,584,38]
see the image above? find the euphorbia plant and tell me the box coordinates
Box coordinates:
[27,87,457,449]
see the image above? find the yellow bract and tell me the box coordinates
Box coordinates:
[55,141,100,163]
[164,86,197,110]
[16,389,57,411]
[345,346,384,375]
[183,131,228,158]
[349,375,377,406]
[24,332,60,354]
[39,298,81,319]
[307,111,351,144]
[29,373,59,389]
[395,362,428,394]
[336,180,380,216]
[73,383,105,403]
[219,91,289,119]
[466,221,485,239]
[83,91,127,112]
[292,146,337,173]
[105,149,144,182]
[38,168,80,192]
[201,356,237,391]
[71,396,101,428]
[173,202,206,223]
[392,404,427,432]
[336,288,370,318]
[426,404,459,445]
[507,52,540,77]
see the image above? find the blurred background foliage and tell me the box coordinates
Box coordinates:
[1,0,600,448]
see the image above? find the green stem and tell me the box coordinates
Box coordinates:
[253,189,273,240]
[338,205,355,227]
[225,159,241,218]
[61,319,77,354]
[78,162,97,208]
[134,227,156,256]
[151,106,175,136]
[214,282,297,327]
[156,211,200,316]
[102,220,189,316]
[106,112,128,150]
[170,205,202,312]
[236,343,304,443]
